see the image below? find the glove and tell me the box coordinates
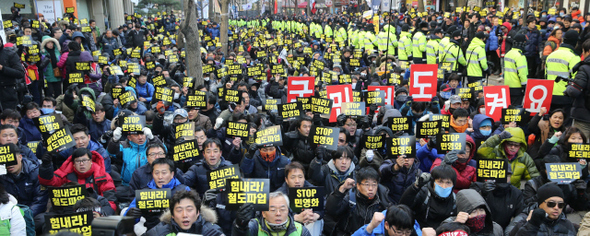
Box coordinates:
[100,130,113,144]
[41,151,53,165]
[214,118,224,130]
[573,179,587,191]
[142,127,154,140]
[484,181,496,192]
[315,146,326,162]
[414,172,431,188]
[443,150,460,165]
[528,208,547,226]
[366,150,374,162]
[112,127,123,142]
[369,104,378,115]
[126,207,142,218]
[235,203,255,228]
[405,96,413,107]
[275,115,283,125]
[312,113,322,125]
[499,130,512,140]
[246,143,258,159]
[156,101,166,115]
[203,189,220,206]
[360,116,371,129]
[337,113,348,126]
[427,136,437,149]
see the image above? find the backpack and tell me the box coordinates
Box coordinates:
[16,204,35,236]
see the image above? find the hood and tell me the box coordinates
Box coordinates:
[471,114,494,139]
[41,36,61,53]
[54,150,107,178]
[470,37,486,48]
[79,51,94,62]
[502,22,512,32]
[547,36,561,44]
[327,159,355,177]
[159,205,218,224]
[72,31,85,39]
[501,127,527,149]
[455,189,495,233]
[465,135,476,160]
[381,109,402,125]
[20,156,39,175]
[80,87,97,100]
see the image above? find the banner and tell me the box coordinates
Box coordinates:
[326,85,353,122]
[207,164,241,190]
[367,86,395,106]
[416,120,441,138]
[341,102,365,117]
[569,144,590,159]
[477,159,508,183]
[436,133,466,154]
[46,128,76,152]
[388,135,416,158]
[546,163,581,184]
[523,79,554,115]
[175,122,195,139]
[366,90,385,106]
[135,188,171,213]
[409,64,438,102]
[362,134,385,149]
[311,97,333,117]
[226,179,270,211]
[484,86,510,121]
[226,122,249,138]
[288,187,325,212]
[49,185,87,211]
[255,125,283,147]
[309,126,339,151]
[501,108,529,125]
[118,91,137,107]
[263,99,281,112]
[278,102,303,121]
[388,117,411,133]
[287,77,315,103]
[121,115,145,134]
[172,140,200,163]
[45,211,93,236]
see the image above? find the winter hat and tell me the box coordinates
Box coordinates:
[537,183,565,205]
[479,119,492,128]
[451,30,462,38]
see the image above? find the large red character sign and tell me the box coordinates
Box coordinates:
[287,76,315,103]
[484,86,511,122]
[326,85,353,123]
[409,64,438,102]
[523,79,554,115]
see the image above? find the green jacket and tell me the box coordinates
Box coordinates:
[465,37,488,77]
[40,36,61,83]
[545,46,580,96]
[398,31,413,61]
[476,127,540,187]
[440,41,466,72]
[426,36,440,64]
[504,48,528,88]
[412,31,426,59]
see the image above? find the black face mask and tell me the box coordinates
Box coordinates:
[158,59,166,65]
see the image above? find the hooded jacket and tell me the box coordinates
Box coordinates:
[476,127,540,187]
[0,157,47,216]
[508,204,577,236]
[19,116,43,143]
[39,150,117,210]
[469,114,494,149]
[240,148,291,192]
[58,139,111,173]
[309,157,356,196]
[498,22,513,56]
[145,206,224,236]
[0,40,25,87]
[107,135,164,185]
[564,56,590,123]
[283,130,314,169]
[399,182,456,229]
[431,135,477,193]
[182,157,233,196]
[543,35,561,57]
[379,157,421,204]
[40,36,61,83]
[440,189,503,236]
[470,181,525,229]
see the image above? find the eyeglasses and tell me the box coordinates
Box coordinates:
[148,152,166,157]
[268,207,288,214]
[360,182,378,189]
[391,227,412,236]
[545,201,565,209]
[74,159,91,164]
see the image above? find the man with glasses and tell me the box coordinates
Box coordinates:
[56,124,111,173]
[439,189,503,235]
[129,143,185,191]
[508,183,577,235]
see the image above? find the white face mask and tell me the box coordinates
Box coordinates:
[352,82,357,88]
[174,93,181,100]
[479,107,486,114]
[204,77,210,81]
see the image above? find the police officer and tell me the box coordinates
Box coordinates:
[545,30,581,116]
[363,24,377,52]
[440,30,466,74]
[412,21,429,64]
[466,31,489,84]
[398,24,413,64]
[377,24,397,57]
[426,28,443,64]
[504,33,528,105]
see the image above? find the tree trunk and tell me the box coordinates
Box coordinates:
[209,0,215,19]
[179,0,204,86]
[220,0,229,56]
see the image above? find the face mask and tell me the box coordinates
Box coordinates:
[479,108,485,114]
[560,12,565,17]
[260,149,277,162]
[438,20,442,24]
[441,91,452,99]
[41,108,54,114]
[520,11,524,15]
[465,214,486,233]
[174,93,180,100]
[352,82,357,89]
[434,183,453,198]
[204,77,210,81]
[266,218,289,232]
[542,14,547,18]
[480,129,492,136]
[361,73,367,77]
[158,59,166,65]
[396,95,408,102]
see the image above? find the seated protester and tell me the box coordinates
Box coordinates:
[232,192,312,236]
[468,114,495,150]
[152,108,190,149]
[431,137,477,193]
[100,83,122,120]
[199,92,220,124]
[358,126,395,171]
[135,70,155,104]
[394,87,409,110]
[40,97,70,128]
[460,96,476,115]
[435,222,471,236]
[18,102,43,143]
[522,155,588,211]
[73,197,112,219]
[144,190,225,236]
[186,106,212,131]
[470,164,525,229]
[338,114,363,150]
[400,99,440,135]
[107,122,161,186]
[0,143,47,217]
[400,165,457,229]
[129,143,185,191]
[416,135,444,173]
[537,127,588,178]
[0,125,39,164]
[309,146,356,196]
[0,181,26,235]
[64,86,99,124]
[73,102,112,142]
[55,124,111,173]
[315,128,354,165]
[282,116,314,169]
[379,153,422,204]
[277,162,324,234]
[324,167,391,235]
[527,107,566,158]
[476,128,540,187]
[240,88,258,115]
[449,108,469,134]
[39,148,117,211]
[183,138,233,196]
[214,92,247,128]
[207,113,248,165]
[241,142,291,192]
[507,183,577,236]
[114,87,148,115]
[439,189,503,236]
[352,204,423,236]
[124,158,190,231]
[0,109,27,145]
[441,95,462,116]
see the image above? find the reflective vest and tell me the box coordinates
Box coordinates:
[354,30,364,49]
[545,47,581,96]
[426,37,440,64]
[255,219,305,236]
[324,25,333,38]
[412,31,426,59]
[335,27,347,43]
[465,37,489,77]
[440,42,466,72]
[363,31,377,51]
[438,36,450,59]
[504,48,528,88]
[398,31,413,61]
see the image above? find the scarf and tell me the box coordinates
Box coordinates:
[504,145,519,161]
[265,218,290,232]
[465,214,486,233]
[450,116,468,133]
[47,47,58,68]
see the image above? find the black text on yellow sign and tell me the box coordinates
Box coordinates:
[76,62,91,71]
[46,128,76,153]
[118,91,137,107]
[121,115,145,134]
[388,117,411,132]
[68,72,84,84]
[278,102,302,120]
[477,159,508,183]
[49,185,87,210]
[226,179,270,211]
[309,126,339,151]
[207,164,241,190]
[436,133,466,154]
[569,144,590,159]
[255,125,283,147]
[154,87,174,104]
[226,122,249,138]
[363,135,385,149]
[310,97,333,115]
[416,120,441,138]
[45,211,92,236]
[35,114,63,134]
[173,140,199,163]
[136,188,171,213]
[0,145,17,166]
[388,135,416,158]
[501,108,529,125]
[263,99,280,112]
[288,187,325,212]
[546,163,582,184]
[341,102,365,117]
[175,122,195,139]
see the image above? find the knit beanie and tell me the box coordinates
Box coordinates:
[537,183,565,205]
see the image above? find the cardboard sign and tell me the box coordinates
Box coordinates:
[152,75,167,87]
[228,64,241,75]
[226,179,270,211]
[247,65,262,77]
[326,85,353,123]
[278,102,303,121]
[287,77,315,103]
[297,97,311,111]
[227,122,249,138]
[127,63,140,74]
[16,35,33,46]
[45,211,93,236]
[121,115,145,134]
[154,87,174,105]
[366,90,385,106]
[172,140,200,163]
[339,74,352,84]
[484,86,510,121]
[569,144,590,159]
[341,102,365,117]
[118,91,136,107]
[81,95,95,113]
[416,120,442,138]
[546,163,581,184]
[76,62,91,72]
[66,7,75,13]
[409,64,438,102]
[135,188,171,213]
[98,56,108,65]
[208,164,241,190]
[436,133,466,154]
[0,145,18,166]
[49,185,87,211]
[350,58,361,67]
[68,72,84,84]
[477,159,508,183]
[263,99,281,112]
[182,77,194,88]
[27,141,40,154]
[271,64,285,74]
[458,87,473,99]
[175,122,195,139]
[388,117,411,133]
[35,114,64,135]
[432,114,450,130]
[309,126,339,151]
[523,79,554,115]
[362,134,385,149]
[46,128,76,153]
[388,135,416,158]
[224,89,240,103]
[289,187,325,212]
[367,86,395,106]
[186,91,207,108]
[255,125,283,147]
[501,108,529,125]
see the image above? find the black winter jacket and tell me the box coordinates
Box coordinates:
[565,56,590,122]
[0,47,25,86]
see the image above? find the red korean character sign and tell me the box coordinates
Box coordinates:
[326,85,353,123]
[409,64,438,102]
[368,86,395,106]
[523,79,554,115]
[287,77,315,103]
[484,86,511,122]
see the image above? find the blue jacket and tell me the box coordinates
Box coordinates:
[20,144,39,164]
[135,82,155,103]
[207,26,221,39]
[19,117,42,143]
[101,36,119,59]
[379,158,422,204]
[486,26,499,51]
[0,158,47,216]
[351,210,423,236]
[59,140,112,173]
[129,163,185,191]
[88,119,111,142]
[107,137,163,185]
[468,114,494,149]
[240,148,290,192]
[416,143,443,173]
[523,28,542,57]
[182,157,233,196]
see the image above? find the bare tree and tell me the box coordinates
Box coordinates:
[220,0,229,56]
[179,0,204,86]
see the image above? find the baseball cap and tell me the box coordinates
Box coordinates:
[450,95,461,104]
